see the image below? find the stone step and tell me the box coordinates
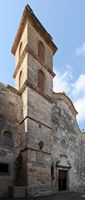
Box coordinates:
[8,186,26,198]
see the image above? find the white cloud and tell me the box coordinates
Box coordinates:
[53,67,85,128]
[53,71,69,93]
[71,74,85,99]
[71,74,85,123]
[74,98,85,122]
[53,65,72,93]
[76,42,85,56]
[72,74,85,125]
[70,74,85,125]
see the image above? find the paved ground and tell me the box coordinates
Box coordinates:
[1,192,85,200]
[32,192,85,200]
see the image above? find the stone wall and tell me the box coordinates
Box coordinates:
[28,21,53,69]
[15,22,28,66]
[27,150,51,197]
[28,54,53,96]
[26,87,52,196]
[15,54,28,90]
[28,88,52,126]
[0,82,84,197]
[51,94,81,191]
[78,133,85,190]
[9,4,85,197]
[0,83,22,196]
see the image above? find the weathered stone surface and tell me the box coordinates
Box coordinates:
[0,83,22,196]
[51,95,81,191]
[0,4,85,199]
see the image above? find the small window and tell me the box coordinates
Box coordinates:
[19,71,22,89]
[3,131,13,147]
[38,70,45,91]
[0,163,9,175]
[38,41,45,63]
[60,139,66,148]
[19,42,22,58]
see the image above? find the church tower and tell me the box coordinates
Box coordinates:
[11,5,57,196]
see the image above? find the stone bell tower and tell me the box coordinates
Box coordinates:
[11,5,57,197]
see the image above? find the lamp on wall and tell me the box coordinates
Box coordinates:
[38,141,44,150]
[55,157,60,167]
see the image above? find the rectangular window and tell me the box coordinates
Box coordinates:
[0,163,10,175]
[3,131,13,147]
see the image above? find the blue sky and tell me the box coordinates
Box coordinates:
[0,0,85,130]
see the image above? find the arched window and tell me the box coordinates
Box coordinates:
[19,71,22,89]
[19,42,22,59]
[38,70,45,91]
[38,41,45,63]
[3,130,13,147]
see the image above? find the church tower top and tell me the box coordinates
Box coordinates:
[11,4,58,55]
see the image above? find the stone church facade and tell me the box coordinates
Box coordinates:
[0,4,85,198]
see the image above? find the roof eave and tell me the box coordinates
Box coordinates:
[11,6,28,55]
[53,92,78,116]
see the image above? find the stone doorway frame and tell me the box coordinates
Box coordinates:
[58,169,67,191]
[56,166,70,191]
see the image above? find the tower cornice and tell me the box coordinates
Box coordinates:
[11,4,58,55]
[13,44,56,78]
[19,79,54,104]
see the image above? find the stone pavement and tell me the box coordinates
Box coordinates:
[32,192,85,200]
[1,192,85,200]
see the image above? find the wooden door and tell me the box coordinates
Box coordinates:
[58,170,67,190]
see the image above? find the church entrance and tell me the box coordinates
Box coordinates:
[58,170,67,191]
